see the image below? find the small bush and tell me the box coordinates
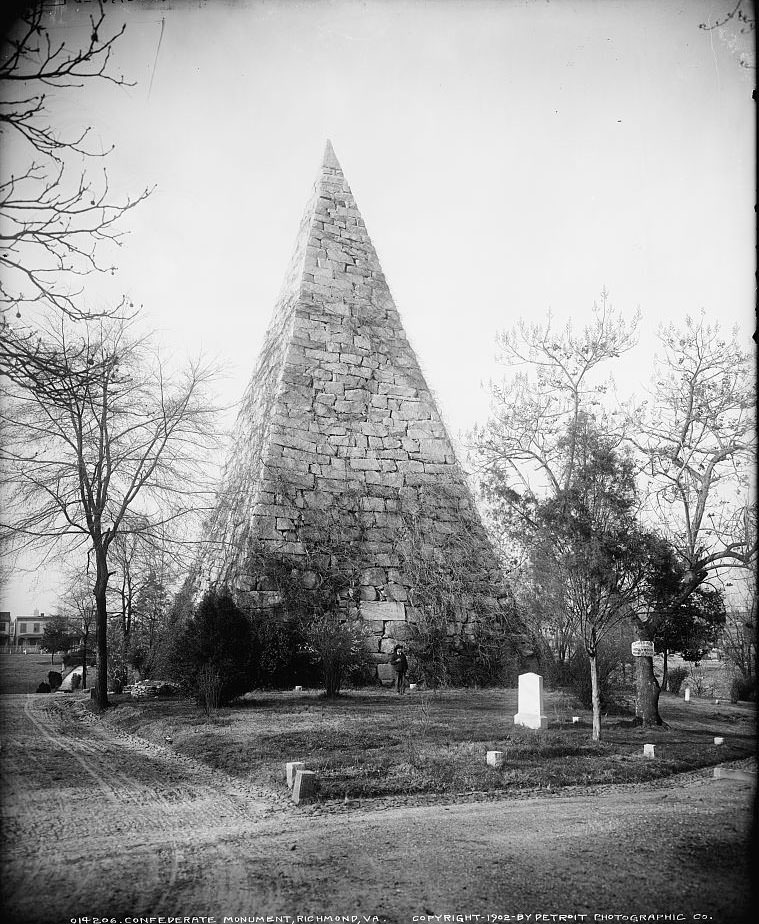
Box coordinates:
[666,666,689,695]
[170,589,255,706]
[304,612,374,697]
[729,675,756,703]
[562,646,624,710]
[249,609,320,689]
[446,629,521,687]
[47,671,62,692]
[687,667,714,698]
[407,614,520,688]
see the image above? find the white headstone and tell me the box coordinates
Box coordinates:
[286,760,305,789]
[292,769,318,804]
[684,688,691,702]
[714,737,724,746]
[572,716,580,724]
[643,743,656,758]
[513,672,548,730]
[486,750,504,768]
[409,683,417,691]
[294,685,303,692]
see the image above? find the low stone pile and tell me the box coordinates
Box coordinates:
[125,680,181,699]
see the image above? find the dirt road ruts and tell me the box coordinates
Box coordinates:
[1,694,754,924]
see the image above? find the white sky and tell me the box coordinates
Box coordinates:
[1,0,755,614]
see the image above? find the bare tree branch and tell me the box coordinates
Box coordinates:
[0,314,222,708]
[0,1,152,332]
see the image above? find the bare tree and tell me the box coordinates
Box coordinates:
[627,316,756,723]
[0,315,221,709]
[699,1,755,69]
[0,1,151,367]
[109,524,183,681]
[519,417,679,740]
[60,572,97,689]
[471,292,639,669]
[473,290,639,505]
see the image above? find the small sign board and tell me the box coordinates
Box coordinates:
[631,641,655,657]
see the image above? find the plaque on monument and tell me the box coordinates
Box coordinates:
[513,672,548,730]
[631,641,655,657]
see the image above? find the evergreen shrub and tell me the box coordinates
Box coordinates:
[666,666,689,695]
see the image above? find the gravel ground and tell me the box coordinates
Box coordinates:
[0,694,755,924]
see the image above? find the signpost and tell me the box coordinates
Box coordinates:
[631,640,655,657]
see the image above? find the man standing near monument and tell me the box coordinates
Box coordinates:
[389,645,408,694]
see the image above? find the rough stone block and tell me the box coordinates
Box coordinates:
[246,590,283,609]
[349,458,382,471]
[292,769,318,804]
[386,583,408,602]
[384,620,413,640]
[360,566,386,586]
[286,760,305,788]
[360,601,406,621]
[417,438,449,462]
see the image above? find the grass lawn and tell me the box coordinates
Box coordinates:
[101,687,756,801]
[0,651,67,694]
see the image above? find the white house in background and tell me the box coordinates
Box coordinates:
[9,610,54,649]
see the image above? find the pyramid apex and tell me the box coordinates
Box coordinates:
[322,139,342,171]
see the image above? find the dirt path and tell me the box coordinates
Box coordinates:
[0,694,754,924]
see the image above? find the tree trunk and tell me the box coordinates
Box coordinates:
[81,631,88,689]
[324,663,341,698]
[589,651,602,741]
[634,622,662,726]
[93,554,109,711]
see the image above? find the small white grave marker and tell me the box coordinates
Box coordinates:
[286,761,305,789]
[513,672,548,730]
[714,737,724,746]
[643,743,656,758]
[684,688,691,702]
[409,683,418,691]
[486,750,504,768]
[292,769,318,804]
[572,716,580,724]
[294,685,303,692]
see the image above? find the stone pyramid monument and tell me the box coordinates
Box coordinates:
[201,142,516,679]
